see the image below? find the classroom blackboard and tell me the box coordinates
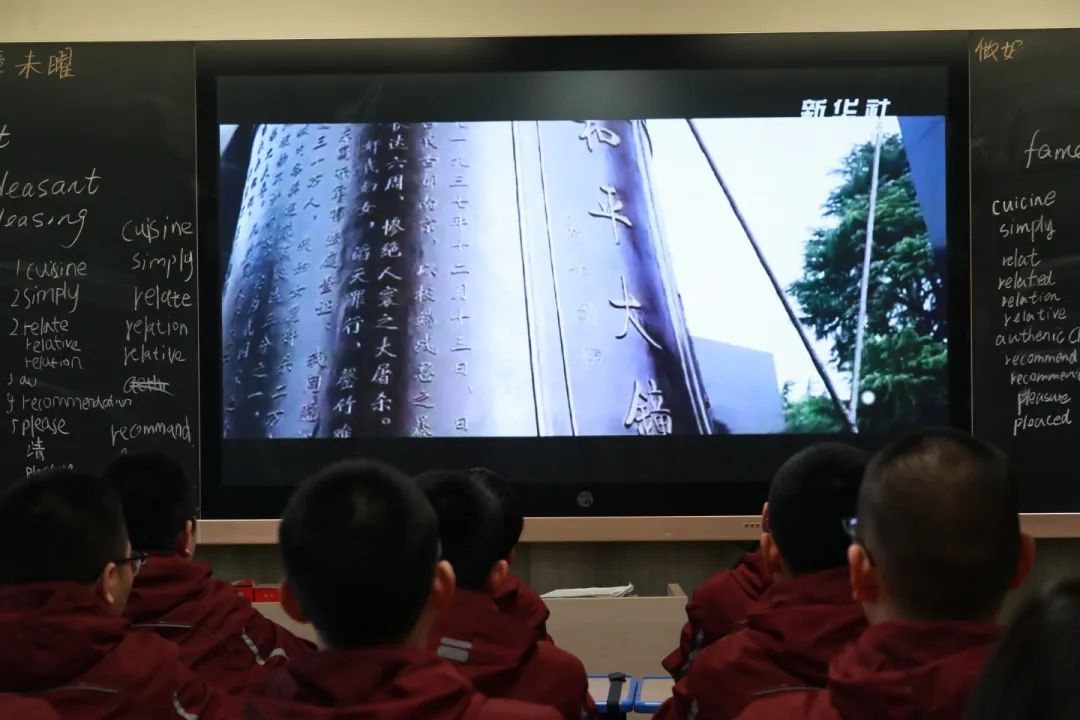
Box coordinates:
[970,30,1080,511]
[0,43,199,491]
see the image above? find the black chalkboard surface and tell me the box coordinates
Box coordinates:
[0,43,198,490]
[970,30,1080,511]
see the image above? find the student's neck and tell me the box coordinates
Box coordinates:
[404,613,436,649]
[866,604,1000,626]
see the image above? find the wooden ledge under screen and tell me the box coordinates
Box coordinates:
[195,514,1080,544]
[197,516,765,544]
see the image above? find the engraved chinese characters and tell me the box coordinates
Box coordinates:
[222,122,536,437]
[533,120,709,436]
[221,120,710,438]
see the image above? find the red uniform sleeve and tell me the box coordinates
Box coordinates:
[732,689,832,720]
[662,616,700,680]
[663,553,770,679]
[478,698,564,720]
[173,662,230,720]
[0,697,61,720]
[528,644,593,720]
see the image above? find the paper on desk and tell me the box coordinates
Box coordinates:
[541,583,634,599]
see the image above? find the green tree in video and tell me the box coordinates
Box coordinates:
[784,134,948,434]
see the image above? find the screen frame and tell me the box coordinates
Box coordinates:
[195,31,972,526]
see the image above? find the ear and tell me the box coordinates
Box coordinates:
[759,502,786,578]
[95,562,123,615]
[760,531,784,578]
[485,559,510,595]
[431,559,456,612]
[175,520,195,558]
[848,543,879,606]
[1009,533,1036,590]
[281,579,308,625]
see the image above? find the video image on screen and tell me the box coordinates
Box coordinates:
[219,115,948,440]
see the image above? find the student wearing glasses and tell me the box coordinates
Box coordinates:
[0,469,223,719]
[104,452,312,711]
[656,443,869,720]
[736,428,1036,720]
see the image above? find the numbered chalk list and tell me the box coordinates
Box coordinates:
[0,43,199,488]
[971,30,1080,511]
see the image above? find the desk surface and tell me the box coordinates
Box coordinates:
[637,677,672,708]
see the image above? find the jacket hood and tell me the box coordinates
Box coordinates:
[249,645,486,720]
[828,620,999,719]
[746,566,867,681]
[0,583,128,693]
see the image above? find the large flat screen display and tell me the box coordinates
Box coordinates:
[202,50,963,516]
[218,78,948,441]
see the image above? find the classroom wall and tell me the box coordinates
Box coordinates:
[6,0,1080,619]
[4,0,1080,42]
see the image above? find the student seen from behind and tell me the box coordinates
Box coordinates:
[736,428,1036,720]
[965,578,1080,720]
[104,452,312,709]
[656,443,869,720]
[418,469,595,720]
[662,545,770,679]
[0,469,222,719]
[477,468,555,645]
[247,459,560,720]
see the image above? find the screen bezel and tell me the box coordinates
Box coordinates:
[195,32,971,521]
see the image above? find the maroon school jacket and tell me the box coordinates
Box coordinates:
[494,573,553,644]
[0,695,62,719]
[0,582,223,720]
[663,550,771,678]
[247,645,562,720]
[734,620,1000,720]
[124,555,313,705]
[656,567,866,720]
[429,588,595,720]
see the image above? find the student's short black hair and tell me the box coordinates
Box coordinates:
[279,460,439,649]
[859,427,1019,621]
[474,468,524,557]
[415,468,517,591]
[965,578,1080,720]
[103,452,196,552]
[767,443,868,575]
[0,469,128,587]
